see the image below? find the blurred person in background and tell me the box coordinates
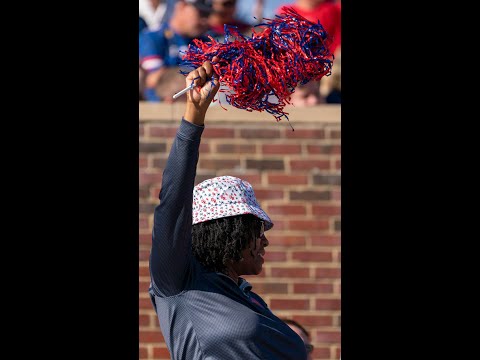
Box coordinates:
[139,0,213,102]
[282,319,314,360]
[139,0,168,31]
[276,0,341,105]
[139,16,148,33]
[277,0,340,55]
[207,0,252,39]
[236,0,295,25]
[139,16,149,100]
[319,45,340,103]
[161,0,179,25]
[205,0,252,108]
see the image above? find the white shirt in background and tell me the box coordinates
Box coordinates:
[139,0,167,31]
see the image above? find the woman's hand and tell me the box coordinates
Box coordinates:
[184,56,220,126]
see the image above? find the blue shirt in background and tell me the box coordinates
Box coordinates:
[139,24,204,101]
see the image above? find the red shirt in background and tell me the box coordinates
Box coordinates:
[209,20,252,37]
[277,1,341,54]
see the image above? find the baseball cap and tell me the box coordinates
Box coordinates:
[192,176,274,231]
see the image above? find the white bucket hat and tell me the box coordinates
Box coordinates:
[192,176,274,231]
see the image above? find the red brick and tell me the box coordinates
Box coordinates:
[315,268,341,279]
[139,155,148,168]
[139,266,150,277]
[311,235,340,246]
[139,250,150,261]
[252,189,284,200]
[293,283,333,294]
[292,314,333,327]
[267,205,306,216]
[267,219,285,230]
[292,251,332,262]
[285,129,325,139]
[153,347,172,359]
[314,330,341,343]
[139,124,145,137]
[267,235,306,246]
[289,220,329,231]
[139,280,150,293]
[240,129,280,138]
[290,190,330,201]
[270,298,310,310]
[335,158,341,170]
[199,159,240,170]
[312,205,341,216]
[199,143,210,153]
[148,125,178,139]
[139,217,149,229]
[246,159,284,170]
[267,174,308,185]
[290,160,330,171]
[149,126,178,137]
[139,233,152,245]
[334,219,341,231]
[149,186,161,199]
[315,299,341,310]
[332,189,341,201]
[313,174,341,186]
[264,251,287,261]
[224,173,262,186]
[307,144,341,155]
[203,127,235,138]
[194,173,217,184]
[329,129,341,139]
[139,330,164,343]
[139,298,153,309]
[139,186,149,199]
[262,144,302,154]
[152,158,168,169]
[271,267,310,278]
[217,143,256,153]
[334,283,341,294]
[140,142,166,153]
[139,171,163,186]
[139,347,148,359]
[139,314,150,326]
[311,346,331,359]
[139,202,156,214]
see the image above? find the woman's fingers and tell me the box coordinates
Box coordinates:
[197,66,208,85]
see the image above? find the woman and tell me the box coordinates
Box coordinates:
[149,57,307,359]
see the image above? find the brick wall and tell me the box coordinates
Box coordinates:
[139,103,341,360]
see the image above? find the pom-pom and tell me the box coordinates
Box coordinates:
[179,7,334,122]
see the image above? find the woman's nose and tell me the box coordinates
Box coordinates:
[261,235,269,247]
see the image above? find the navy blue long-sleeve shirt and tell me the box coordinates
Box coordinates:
[149,118,307,360]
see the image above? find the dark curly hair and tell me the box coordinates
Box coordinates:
[192,214,263,273]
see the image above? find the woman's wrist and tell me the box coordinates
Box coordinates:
[184,103,207,126]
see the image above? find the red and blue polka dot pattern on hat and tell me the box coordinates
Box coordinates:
[193,176,274,231]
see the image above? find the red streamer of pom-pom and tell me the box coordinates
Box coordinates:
[179,7,334,122]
